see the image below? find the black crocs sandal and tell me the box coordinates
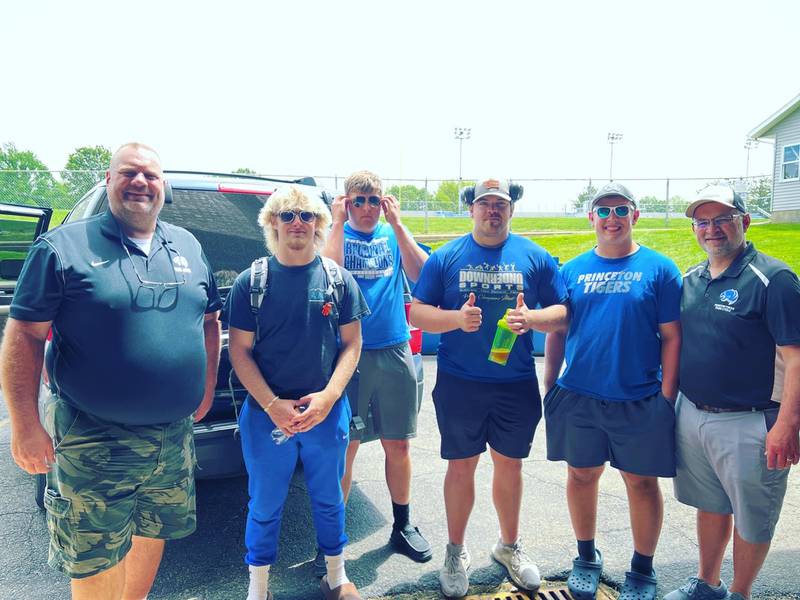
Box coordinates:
[618,569,657,600]
[567,549,603,600]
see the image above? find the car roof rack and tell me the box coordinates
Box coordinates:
[163,171,316,187]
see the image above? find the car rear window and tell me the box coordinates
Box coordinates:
[160,189,270,288]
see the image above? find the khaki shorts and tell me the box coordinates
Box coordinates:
[347,343,419,441]
[43,398,197,579]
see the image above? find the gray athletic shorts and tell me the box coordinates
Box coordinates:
[346,343,419,441]
[673,392,789,543]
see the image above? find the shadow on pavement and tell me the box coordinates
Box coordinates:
[154,463,390,599]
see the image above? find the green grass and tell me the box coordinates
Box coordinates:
[415,218,800,273]
[404,215,685,235]
[49,209,69,229]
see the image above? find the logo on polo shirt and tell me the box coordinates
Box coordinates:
[719,289,739,305]
[714,288,739,313]
[173,256,192,274]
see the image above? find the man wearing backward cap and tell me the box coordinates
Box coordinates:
[411,178,568,598]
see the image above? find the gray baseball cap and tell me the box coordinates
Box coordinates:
[591,182,637,208]
[684,185,747,217]
[474,178,513,203]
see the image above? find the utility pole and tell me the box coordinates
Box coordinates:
[744,137,758,178]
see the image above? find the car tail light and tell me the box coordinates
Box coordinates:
[409,327,422,354]
[404,301,422,354]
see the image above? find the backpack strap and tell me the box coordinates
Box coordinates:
[249,256,269,344]
[249,255,343,344]
[321,256,345,314]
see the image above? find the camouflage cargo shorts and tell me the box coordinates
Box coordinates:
[43,397,197,579]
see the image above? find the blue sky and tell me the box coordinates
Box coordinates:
[3,0,798,210]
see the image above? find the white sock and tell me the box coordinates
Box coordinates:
[247,564,270,600]
[325,553,350,589]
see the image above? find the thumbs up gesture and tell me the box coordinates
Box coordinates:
[459,292,482,332]
[506,292,530,335]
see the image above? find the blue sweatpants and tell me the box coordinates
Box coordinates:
[240,396,351,565]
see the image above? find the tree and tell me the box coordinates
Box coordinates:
[746,176,772,214]
[63,145,112,199]
[638,195,665,212]
[234,167,257,175]
[0,143,70,208]
[434,180,475,212]
[385,184,434,210]
[573,183,597,212]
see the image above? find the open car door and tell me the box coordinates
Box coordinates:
[0,204,53,509]
[0,203,53,320]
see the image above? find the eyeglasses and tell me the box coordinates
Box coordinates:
[593,205,632,218]
[350,195,382,208]
[473,199,510,211]
[122,241,186,289]
[692,214,742,229]
[278,210,316,224]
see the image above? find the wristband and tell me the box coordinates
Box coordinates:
[264,395,279,413]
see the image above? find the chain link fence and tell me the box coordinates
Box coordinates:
[283,174,774,218]
[0,170,104,210]
[0,170,773,219]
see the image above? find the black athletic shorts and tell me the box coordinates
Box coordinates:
[431,369,542,460]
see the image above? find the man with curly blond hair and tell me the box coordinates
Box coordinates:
[227,185,369,600]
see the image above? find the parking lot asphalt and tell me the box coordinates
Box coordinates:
[1,356,798,599]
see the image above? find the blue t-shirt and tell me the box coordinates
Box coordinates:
[557,245,682,402]
[225,255,369,399]
[343,222,409,349]
[413,233,567,382]
[10,211,223,425]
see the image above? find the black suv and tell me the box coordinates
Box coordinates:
[0,171,424,506]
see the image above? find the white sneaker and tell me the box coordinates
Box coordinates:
[491,537,541,592]
[439,542,471,597]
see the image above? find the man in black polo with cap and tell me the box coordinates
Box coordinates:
[1,142,222,600]
[665,185,800,600]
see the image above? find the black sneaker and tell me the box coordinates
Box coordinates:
[389,524,433,562]
[313,547,327,577]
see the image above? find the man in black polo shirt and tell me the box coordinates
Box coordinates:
[0,143,222,600]
[665,185,800,600]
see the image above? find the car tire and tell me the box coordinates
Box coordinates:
[34,473,46,510]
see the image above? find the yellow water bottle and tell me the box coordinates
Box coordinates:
[488,308,517,365]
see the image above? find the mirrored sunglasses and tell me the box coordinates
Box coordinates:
[593,205,631,218]
[279,210,316,224]
[351,195,382,208]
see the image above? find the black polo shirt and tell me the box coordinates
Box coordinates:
[679,242,800,410]
[11,210,222,425]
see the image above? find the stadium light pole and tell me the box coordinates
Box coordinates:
[455,127,471,211]
[608,132,623,181]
